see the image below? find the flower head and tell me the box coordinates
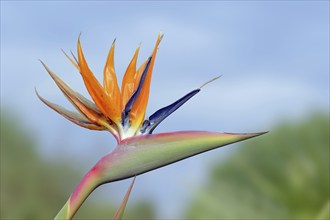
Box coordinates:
[37,34,163,141]
[37,34,221,142]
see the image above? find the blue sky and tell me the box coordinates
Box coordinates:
[1,1,329,218]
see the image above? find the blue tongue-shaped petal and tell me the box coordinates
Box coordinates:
[141,76,221,134]
[122,57,152,126]
[140,89,200,134]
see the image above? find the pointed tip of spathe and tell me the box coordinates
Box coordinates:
[258,131,269,135]
[244,131,269,141]
[250,131,269,138]
[252,131,269,136]
[224,131,269,139]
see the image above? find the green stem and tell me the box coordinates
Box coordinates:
[54,165,102,220]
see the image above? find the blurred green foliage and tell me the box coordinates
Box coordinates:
[0,110,155,219]
[185,113,329,219]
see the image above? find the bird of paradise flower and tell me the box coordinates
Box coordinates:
[36,33,267,219]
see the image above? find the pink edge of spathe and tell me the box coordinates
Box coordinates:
[70,165,102,206]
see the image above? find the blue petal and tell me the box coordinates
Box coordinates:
[141,89,200,134]
[122,56,152,126]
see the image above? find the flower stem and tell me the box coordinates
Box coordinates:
[54,165,102,220]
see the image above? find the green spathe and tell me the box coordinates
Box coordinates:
[99,131,266,182]
[55,130,266,219]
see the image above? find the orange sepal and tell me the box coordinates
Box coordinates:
[77,37,121,123]
[121,45,140,110]
[104,40,121,112]
[129,34,163,128]
[40,61,102,122]
[36,89,105,131]
[62,49,80,71]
